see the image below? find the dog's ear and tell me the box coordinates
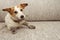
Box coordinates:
[2,7,14,15]
[2,8,11,12]
[20,3,28,9]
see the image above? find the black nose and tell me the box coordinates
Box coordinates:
[20,15,24,18]
[25,3,28,6]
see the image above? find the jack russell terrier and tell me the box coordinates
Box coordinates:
[2,3,35,34]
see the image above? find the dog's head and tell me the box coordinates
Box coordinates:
[2,3,28,20]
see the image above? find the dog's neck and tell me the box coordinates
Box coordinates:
[12,19,20,23]
[11,17,23,23]
[7,13,25,23]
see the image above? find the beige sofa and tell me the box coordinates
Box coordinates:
[0,0,60,21]
[0,0,60,40]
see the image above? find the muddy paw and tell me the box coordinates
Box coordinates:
[28,25,36,29]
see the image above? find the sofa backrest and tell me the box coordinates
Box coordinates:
[0,0,60,21]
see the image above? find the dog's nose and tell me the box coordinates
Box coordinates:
[20,15,24,18]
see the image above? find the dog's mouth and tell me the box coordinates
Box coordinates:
[13,19,25,23]
[11,17,25,23]
[13,19,23,23]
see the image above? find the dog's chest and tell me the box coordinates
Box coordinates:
[5,14,25,27]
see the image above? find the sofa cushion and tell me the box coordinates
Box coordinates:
[0,0,60,21]
[0,22,60,40]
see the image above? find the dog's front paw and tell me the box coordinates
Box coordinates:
[11,30,16,34]
[16,27,20,29]
[28,25,36,29]
[10,27,16,34]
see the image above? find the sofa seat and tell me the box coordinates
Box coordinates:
[0,21,60,40]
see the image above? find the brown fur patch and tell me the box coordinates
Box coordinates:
[2,3,28,17]
[9,7,16,17]
[17,3,28,9]
[3,7,16,17]
[17,5,23,9]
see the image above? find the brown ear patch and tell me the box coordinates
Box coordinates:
[2,8,11,11]
[2,7,16,17]
[20,3,28,9]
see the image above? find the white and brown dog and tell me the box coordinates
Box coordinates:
[2,3,35,34]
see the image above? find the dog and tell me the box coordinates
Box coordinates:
[2,3,35,34]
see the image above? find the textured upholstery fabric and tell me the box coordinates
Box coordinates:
[0,22,60,40]
[0,0,60,21]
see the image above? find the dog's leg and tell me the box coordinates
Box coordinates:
[10,27,16,34]
[8,27,16,34]
[23,22,35,29]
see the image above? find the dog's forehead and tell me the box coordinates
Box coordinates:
[14,6,20,10]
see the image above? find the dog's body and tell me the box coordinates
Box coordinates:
[3,3,35,34]
[5,13,25,30]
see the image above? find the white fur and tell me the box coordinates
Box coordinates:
[15,6,25,19]
[5,6,26,30]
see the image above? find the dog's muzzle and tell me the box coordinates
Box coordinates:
[20,15,24,19]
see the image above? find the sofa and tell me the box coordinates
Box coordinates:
[0,0,60,40]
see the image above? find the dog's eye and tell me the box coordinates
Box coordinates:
[14,11,18,14]
[20,9,23,11]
